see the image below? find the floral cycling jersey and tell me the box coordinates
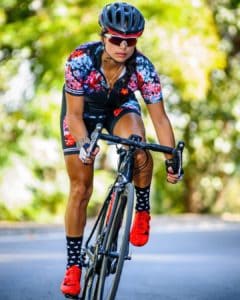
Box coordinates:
[64,41,163,118]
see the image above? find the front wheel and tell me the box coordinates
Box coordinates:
[81,190,112,300]
[97,183,134,300]
[82,264,99,300]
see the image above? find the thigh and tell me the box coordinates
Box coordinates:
[61,115,102,156]
[64,154,94,186]
[113,112,146,141]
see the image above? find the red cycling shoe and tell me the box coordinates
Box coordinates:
[129,211,151,247]
[61,265,81,297]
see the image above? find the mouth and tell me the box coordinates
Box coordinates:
[115,53,127,57]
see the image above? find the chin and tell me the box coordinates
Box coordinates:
[113,56,128,63]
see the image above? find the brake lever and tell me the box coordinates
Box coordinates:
[175,141,185,179]
[86,123,103,157]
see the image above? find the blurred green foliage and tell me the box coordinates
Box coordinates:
[0,0,239,221]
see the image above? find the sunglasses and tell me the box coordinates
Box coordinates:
[104,34,138,47]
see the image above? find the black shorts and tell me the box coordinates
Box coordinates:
[60,97,141,156]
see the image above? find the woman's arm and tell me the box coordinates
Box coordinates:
[147,101,181,183]
[65,92,99,164]
[65,93,88,141]
[147,101,175,159]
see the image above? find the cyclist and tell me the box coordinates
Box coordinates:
[60,2,182,297]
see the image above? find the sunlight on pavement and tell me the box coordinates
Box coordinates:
[131,253,235,263]
[0,253,64,263]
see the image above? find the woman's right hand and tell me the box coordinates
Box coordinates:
[79,144,100,164]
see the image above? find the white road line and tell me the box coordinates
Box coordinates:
[0,253,65,263]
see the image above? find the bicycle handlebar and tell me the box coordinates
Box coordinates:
[87,123,184,178]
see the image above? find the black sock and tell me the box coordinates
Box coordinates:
[135,186,150,212]
[66,236,83,268]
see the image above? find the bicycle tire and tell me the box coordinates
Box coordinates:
[82,266,99,300]
[97,182,134,300]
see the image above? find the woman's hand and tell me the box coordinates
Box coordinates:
[79,144,100,165]
[165,158,184,184]
[166,166,181,184]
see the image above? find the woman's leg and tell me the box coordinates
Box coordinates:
[113,112,153,188]
[113,112,153,247]
[64,154,94,236]
[61,154,94,296]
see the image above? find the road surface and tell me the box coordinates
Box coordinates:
[0,214,240,300]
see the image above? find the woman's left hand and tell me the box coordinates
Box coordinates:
[166,166,181,184]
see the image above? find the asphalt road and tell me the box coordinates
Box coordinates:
[0,215,240,300]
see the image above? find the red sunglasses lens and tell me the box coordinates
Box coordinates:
[109,36,137,47]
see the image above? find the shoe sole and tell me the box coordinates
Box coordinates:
[64,294,80,299]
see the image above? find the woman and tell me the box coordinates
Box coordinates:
[60,2,181,297]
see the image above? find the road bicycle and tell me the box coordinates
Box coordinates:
[66,123,184,300]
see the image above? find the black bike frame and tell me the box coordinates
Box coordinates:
[84,139,136,252]
[84,122,184,246]
[80,123,184,300]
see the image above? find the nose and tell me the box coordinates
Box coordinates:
[120,40,128,48]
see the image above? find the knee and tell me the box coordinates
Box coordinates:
[134,150,153,174]
[69,181,93,208]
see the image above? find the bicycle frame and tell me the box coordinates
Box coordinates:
[78,123,184,300]
[84,133,147,249]
[83,140,135,255]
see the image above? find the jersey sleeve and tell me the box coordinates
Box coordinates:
[136,55,163,104]
[64,48,91,96]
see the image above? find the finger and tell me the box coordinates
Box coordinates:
[167,178,177,184]
[87,146,100,160]
[167,178,178,184]
[167,174,178,180]
[93,146,100,155]
[79,155,92,165]
[86,146,99,159]
[83,159,93,165]
[167,174,178,184]
[167,166,174,174]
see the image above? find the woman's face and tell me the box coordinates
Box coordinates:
[103,34,137,63]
